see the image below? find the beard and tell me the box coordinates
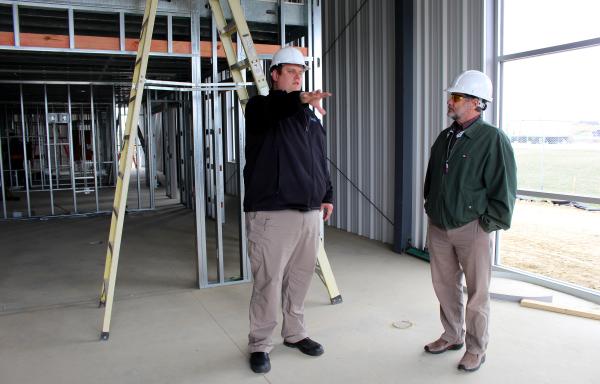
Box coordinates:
[447,109,458,120]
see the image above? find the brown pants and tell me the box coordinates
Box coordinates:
[246,210,320,353]
[427,219,493,355]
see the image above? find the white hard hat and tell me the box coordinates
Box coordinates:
[270,46,309,71]
[446,70,493,102]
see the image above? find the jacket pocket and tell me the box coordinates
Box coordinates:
[459,188,485,223]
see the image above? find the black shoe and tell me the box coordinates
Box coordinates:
[249,352,270,373]
[283,337,324,356]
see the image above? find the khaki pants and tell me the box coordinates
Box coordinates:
[427,219,493,355]
[246,210,320,353]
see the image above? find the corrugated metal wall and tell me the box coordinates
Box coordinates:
[323,0,396,244]
[411,0,488,250]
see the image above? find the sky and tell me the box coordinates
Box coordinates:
[501,0,600,124]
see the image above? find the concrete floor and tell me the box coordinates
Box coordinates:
[3,169,159,218]
[1,206,599,384]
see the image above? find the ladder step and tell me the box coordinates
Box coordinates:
[220,21,238,36]
[231,59,250,72]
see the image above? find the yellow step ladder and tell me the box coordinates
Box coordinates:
[208,0,342,304]
[208,0,269,103]
[98,0,159,340]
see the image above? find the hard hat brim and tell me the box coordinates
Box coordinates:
[445,87,493,102]
[269,63,311,71]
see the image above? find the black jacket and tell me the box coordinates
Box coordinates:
[243,90,333,212]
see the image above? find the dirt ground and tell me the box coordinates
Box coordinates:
[501,199,600,291]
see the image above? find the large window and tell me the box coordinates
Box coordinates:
[497,0,600,296]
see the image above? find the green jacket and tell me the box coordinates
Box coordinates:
[424,117,517,232]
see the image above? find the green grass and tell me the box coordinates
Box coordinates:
[514,146,600,197]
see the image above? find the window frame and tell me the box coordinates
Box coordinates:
[492,0,600,304]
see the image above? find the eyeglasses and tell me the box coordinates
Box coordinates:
[284,67,306,77]
[449,93,471,102]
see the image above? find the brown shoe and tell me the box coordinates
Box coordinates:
[457,351,486,372]
[424,337,464,354]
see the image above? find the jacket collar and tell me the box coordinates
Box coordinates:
[459,117,485,139]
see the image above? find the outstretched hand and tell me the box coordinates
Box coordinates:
[300,90,332,115]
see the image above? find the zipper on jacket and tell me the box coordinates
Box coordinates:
[441,129,465,226]
[305,110,315,207]
[444,129,463,175]
[440,130,458,220]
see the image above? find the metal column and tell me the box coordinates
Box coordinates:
[136,112,142,209]
[52,119,59,190]
[111,85,118,186]
[67,85,78,213]
[236,33,249,286]
[145,90,154,209]
[0,107,6,218]
[19,85,32,216]
[90,85,100,211]
[211,14,226,284]
[191,10,209,288]
[43,85,54,215]
[279,0,286,46]
[145,93,152,208]
[12,4,19,47]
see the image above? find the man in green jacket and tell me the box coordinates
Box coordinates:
[423,70,517,372]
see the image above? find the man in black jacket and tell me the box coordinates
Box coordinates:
[244,46,333,374]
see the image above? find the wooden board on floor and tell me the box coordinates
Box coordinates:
[520,299,600,321]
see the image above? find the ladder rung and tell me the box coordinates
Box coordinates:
[220,21,237,36]
[75,176,95,179]
[231,59,250,72]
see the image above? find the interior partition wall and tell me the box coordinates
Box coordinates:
[0,82,164,218]
[0,0,320,290]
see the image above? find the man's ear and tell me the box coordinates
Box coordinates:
[271,70,279,84]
